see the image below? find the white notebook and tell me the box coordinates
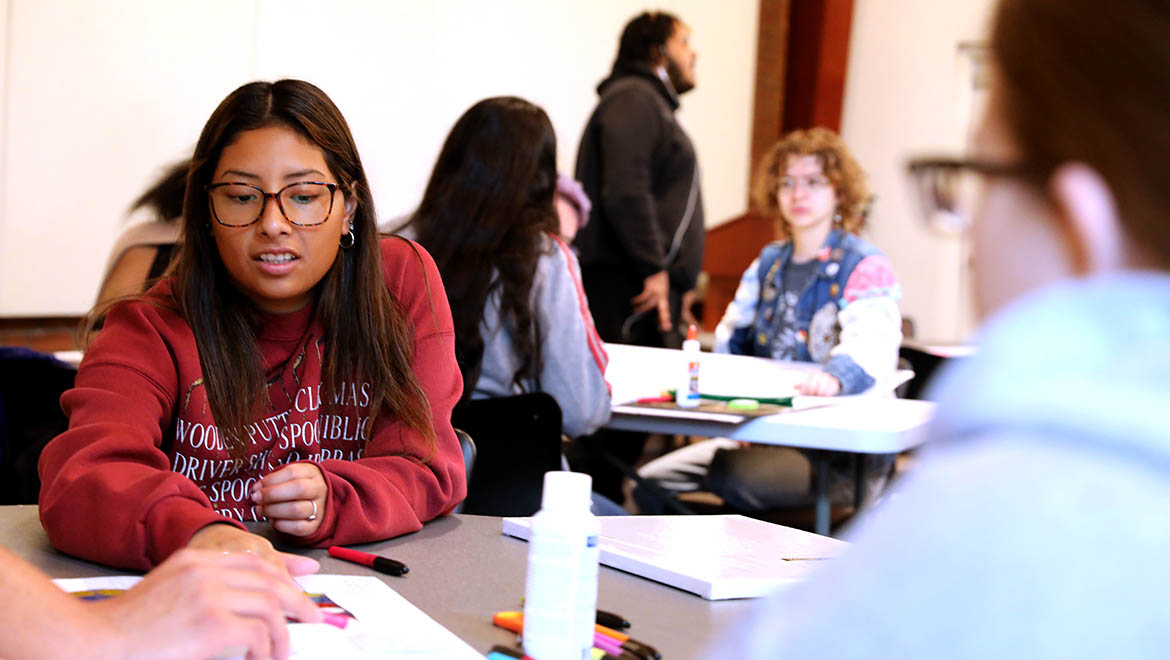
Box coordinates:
[502,514,848,600]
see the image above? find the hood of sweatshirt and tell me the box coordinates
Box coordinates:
[925,272,1170,462]
[596,63,680,111]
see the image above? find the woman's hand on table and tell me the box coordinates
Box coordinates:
[795,370,842,397]
[250,463,328,537]
[186,524,319,579]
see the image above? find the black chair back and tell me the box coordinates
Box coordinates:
[451,429,476,514]
[0,348,75,504]
[451,392,563,516]
[898,345,964,400]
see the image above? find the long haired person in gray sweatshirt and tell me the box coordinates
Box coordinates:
[410,96,611,440]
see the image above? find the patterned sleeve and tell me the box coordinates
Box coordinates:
[825,255,903,394]
[842,254,902,306]
[714,257,762,353]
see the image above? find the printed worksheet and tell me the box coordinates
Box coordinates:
[55,574,484,659]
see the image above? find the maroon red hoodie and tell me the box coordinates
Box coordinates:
[39,237,466,570]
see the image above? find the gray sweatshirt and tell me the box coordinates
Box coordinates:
[471,234,611,438]
[710,272,1170,658]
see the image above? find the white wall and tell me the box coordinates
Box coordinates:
[0,0,758,316]
[840,0,995,341]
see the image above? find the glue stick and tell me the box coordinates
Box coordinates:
[676,324,701,407]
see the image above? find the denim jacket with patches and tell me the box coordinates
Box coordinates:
[715,230,902,395]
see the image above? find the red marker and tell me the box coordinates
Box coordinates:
[328,546,409,576]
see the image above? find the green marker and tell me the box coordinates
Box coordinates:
[665,390,794,407]
[699,392,794,406]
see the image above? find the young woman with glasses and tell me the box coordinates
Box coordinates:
[715,0,1170,655]
[39,80,466,574]
[634,127,902,516]
[718,128,901,396]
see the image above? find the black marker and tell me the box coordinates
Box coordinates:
[596,609,632,630]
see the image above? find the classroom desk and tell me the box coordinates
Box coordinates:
[602,343,935,534]
[0,505,756,659]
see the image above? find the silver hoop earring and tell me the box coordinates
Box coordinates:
[832,211,843,226]
[340,220,355,249]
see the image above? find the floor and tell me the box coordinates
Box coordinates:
[620,432,918,534]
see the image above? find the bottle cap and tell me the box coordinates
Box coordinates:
[686,324,698,341]
[540,471,593,511]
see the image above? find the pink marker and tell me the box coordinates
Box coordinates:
[593,631,624,656]
[322,612,353,629]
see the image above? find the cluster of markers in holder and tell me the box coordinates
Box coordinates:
[490,609,660,660]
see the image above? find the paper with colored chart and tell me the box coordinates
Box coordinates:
[55,574,484,659]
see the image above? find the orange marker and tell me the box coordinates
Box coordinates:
[493,611,659,660]
[492,611,524,635]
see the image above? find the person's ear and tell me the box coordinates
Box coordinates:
[653,44,667,67]
[343,186,358,224]
[1048,163,1125,274]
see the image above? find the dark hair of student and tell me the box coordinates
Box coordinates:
[409,96,559,394]
[82,161,193,338]
[613,11,679,71]
[130,159,189,222]
[173,79,434,460]
[991,0,1170,267]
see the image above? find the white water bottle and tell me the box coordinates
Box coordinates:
[676,324,701,407]
[522,471,601,660]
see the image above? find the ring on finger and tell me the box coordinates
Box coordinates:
[307,500,318,522]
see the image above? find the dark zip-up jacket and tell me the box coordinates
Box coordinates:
[573,64,705,295]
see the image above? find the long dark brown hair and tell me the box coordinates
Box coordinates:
[174,79,434,459]
[130,159,188,221]
[409,96,559,395]
[614,11,679,69]
[991,0,1170,268]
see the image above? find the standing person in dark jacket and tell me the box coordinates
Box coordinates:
[569,11,704,505]
[574,10,704,345]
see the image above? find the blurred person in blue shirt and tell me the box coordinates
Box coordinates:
[713,0,1170,656]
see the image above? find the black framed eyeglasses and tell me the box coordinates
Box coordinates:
[906,157,1037,235]
[206,181,340,228]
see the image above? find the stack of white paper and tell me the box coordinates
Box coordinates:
[502,514,849,600]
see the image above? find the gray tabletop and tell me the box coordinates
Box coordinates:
[1,505,756,659]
